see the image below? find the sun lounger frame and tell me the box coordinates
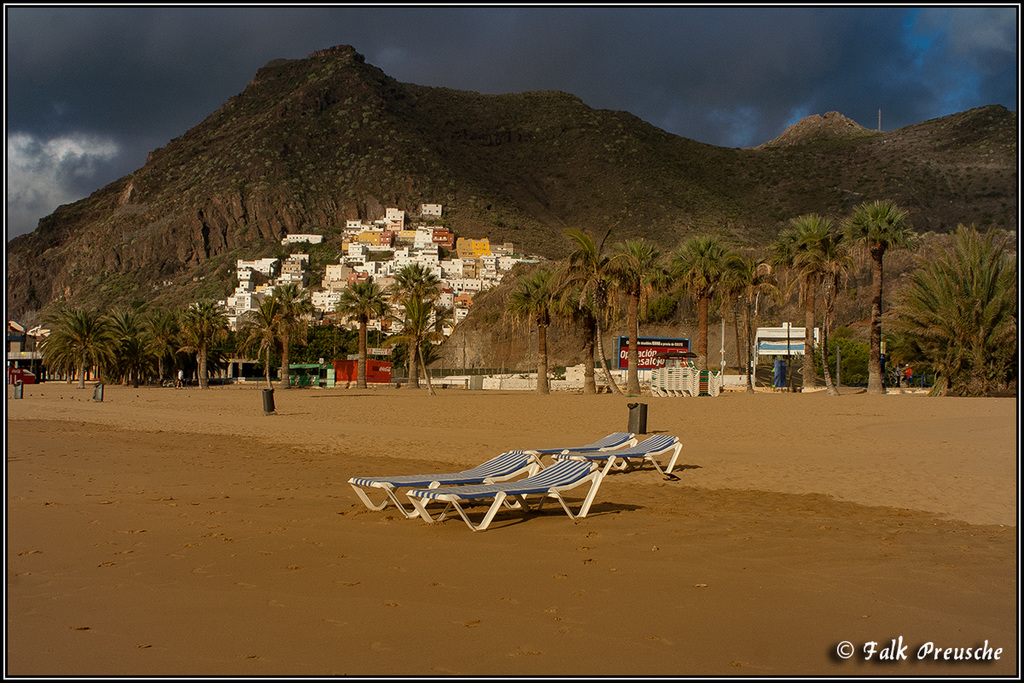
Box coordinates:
[404,460,605,531]
[555,434,682,476]
[348,450,542,518]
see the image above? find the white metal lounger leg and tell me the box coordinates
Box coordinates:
[597,456,631,476]
[349,483,420,517]
[539,470,605,519]
[644,442,683,475]
[457,491,513,531]
[350,481,453,519]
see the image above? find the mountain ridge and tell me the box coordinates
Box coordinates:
[6,45,1017,320]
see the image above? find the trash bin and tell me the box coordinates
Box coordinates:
[13,380,23,399]
[262,388,275,415]
[773,360,787,388]
[93,382,104,402]
[627,402,648,435]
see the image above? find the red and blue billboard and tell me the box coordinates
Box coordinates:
[616,336,691,369]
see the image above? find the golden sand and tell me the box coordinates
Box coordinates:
[6,382,1018,675]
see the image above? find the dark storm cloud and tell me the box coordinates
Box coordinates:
[5,5,1017,240]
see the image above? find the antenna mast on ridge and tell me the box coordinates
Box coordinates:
[878,109,882,131]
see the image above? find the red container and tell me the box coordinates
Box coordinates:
[334,360,392,384]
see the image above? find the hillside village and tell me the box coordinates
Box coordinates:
[219,203,532,336]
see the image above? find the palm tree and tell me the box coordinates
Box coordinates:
[387,296,447,396]
[335,279,389,389]
[391,265,442,388]
[670,235,731,371]
[725,254,778,393]
[846,200,916,394]
[144,308,180,384]
[773,214,837,392]
[507,267,556,394]
[108,307,151,387]
[815,228,855,395]
[274,283,313,389]
[561,228,623,395]
[610,238,665,395]
[178,301,229,389]
[555,281,599,394]
[239,294,283,389]
[40,306,117,388]
[888,226,1017,396]
[392,263,442,303]
[716,270,745,377]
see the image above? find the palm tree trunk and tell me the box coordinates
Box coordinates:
[265,346,274,389]
[357,321,368,389]
[733,308,743,376]
[536,321,549,394]
[77,361,86,389]
[594,315,622,395]
[583,316,597,395]
[802,275,818,391]
[198,348,209,390]
[407,340,420,388]
[867,250,885,394]
[626,293,640,395]
[281,329,291,389]
[822,278,839,396]
[697,294,709,371]
[418,347,435,396]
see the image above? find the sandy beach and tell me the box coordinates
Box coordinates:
[5,381,1018,676]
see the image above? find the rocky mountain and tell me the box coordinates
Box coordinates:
[5,45,1017,320]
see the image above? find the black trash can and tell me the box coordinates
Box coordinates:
[262,388,276,415]
[627,402,648,435]
[93,382,104,402]
[13,381,24,399]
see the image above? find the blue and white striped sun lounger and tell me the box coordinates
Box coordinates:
[405,459,605,531]
[554,434,682,476]
[524,432,638,456]
[349,450,543,518]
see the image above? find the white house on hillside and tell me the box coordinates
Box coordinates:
[281,233,323,246]
[237,258,278,277]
